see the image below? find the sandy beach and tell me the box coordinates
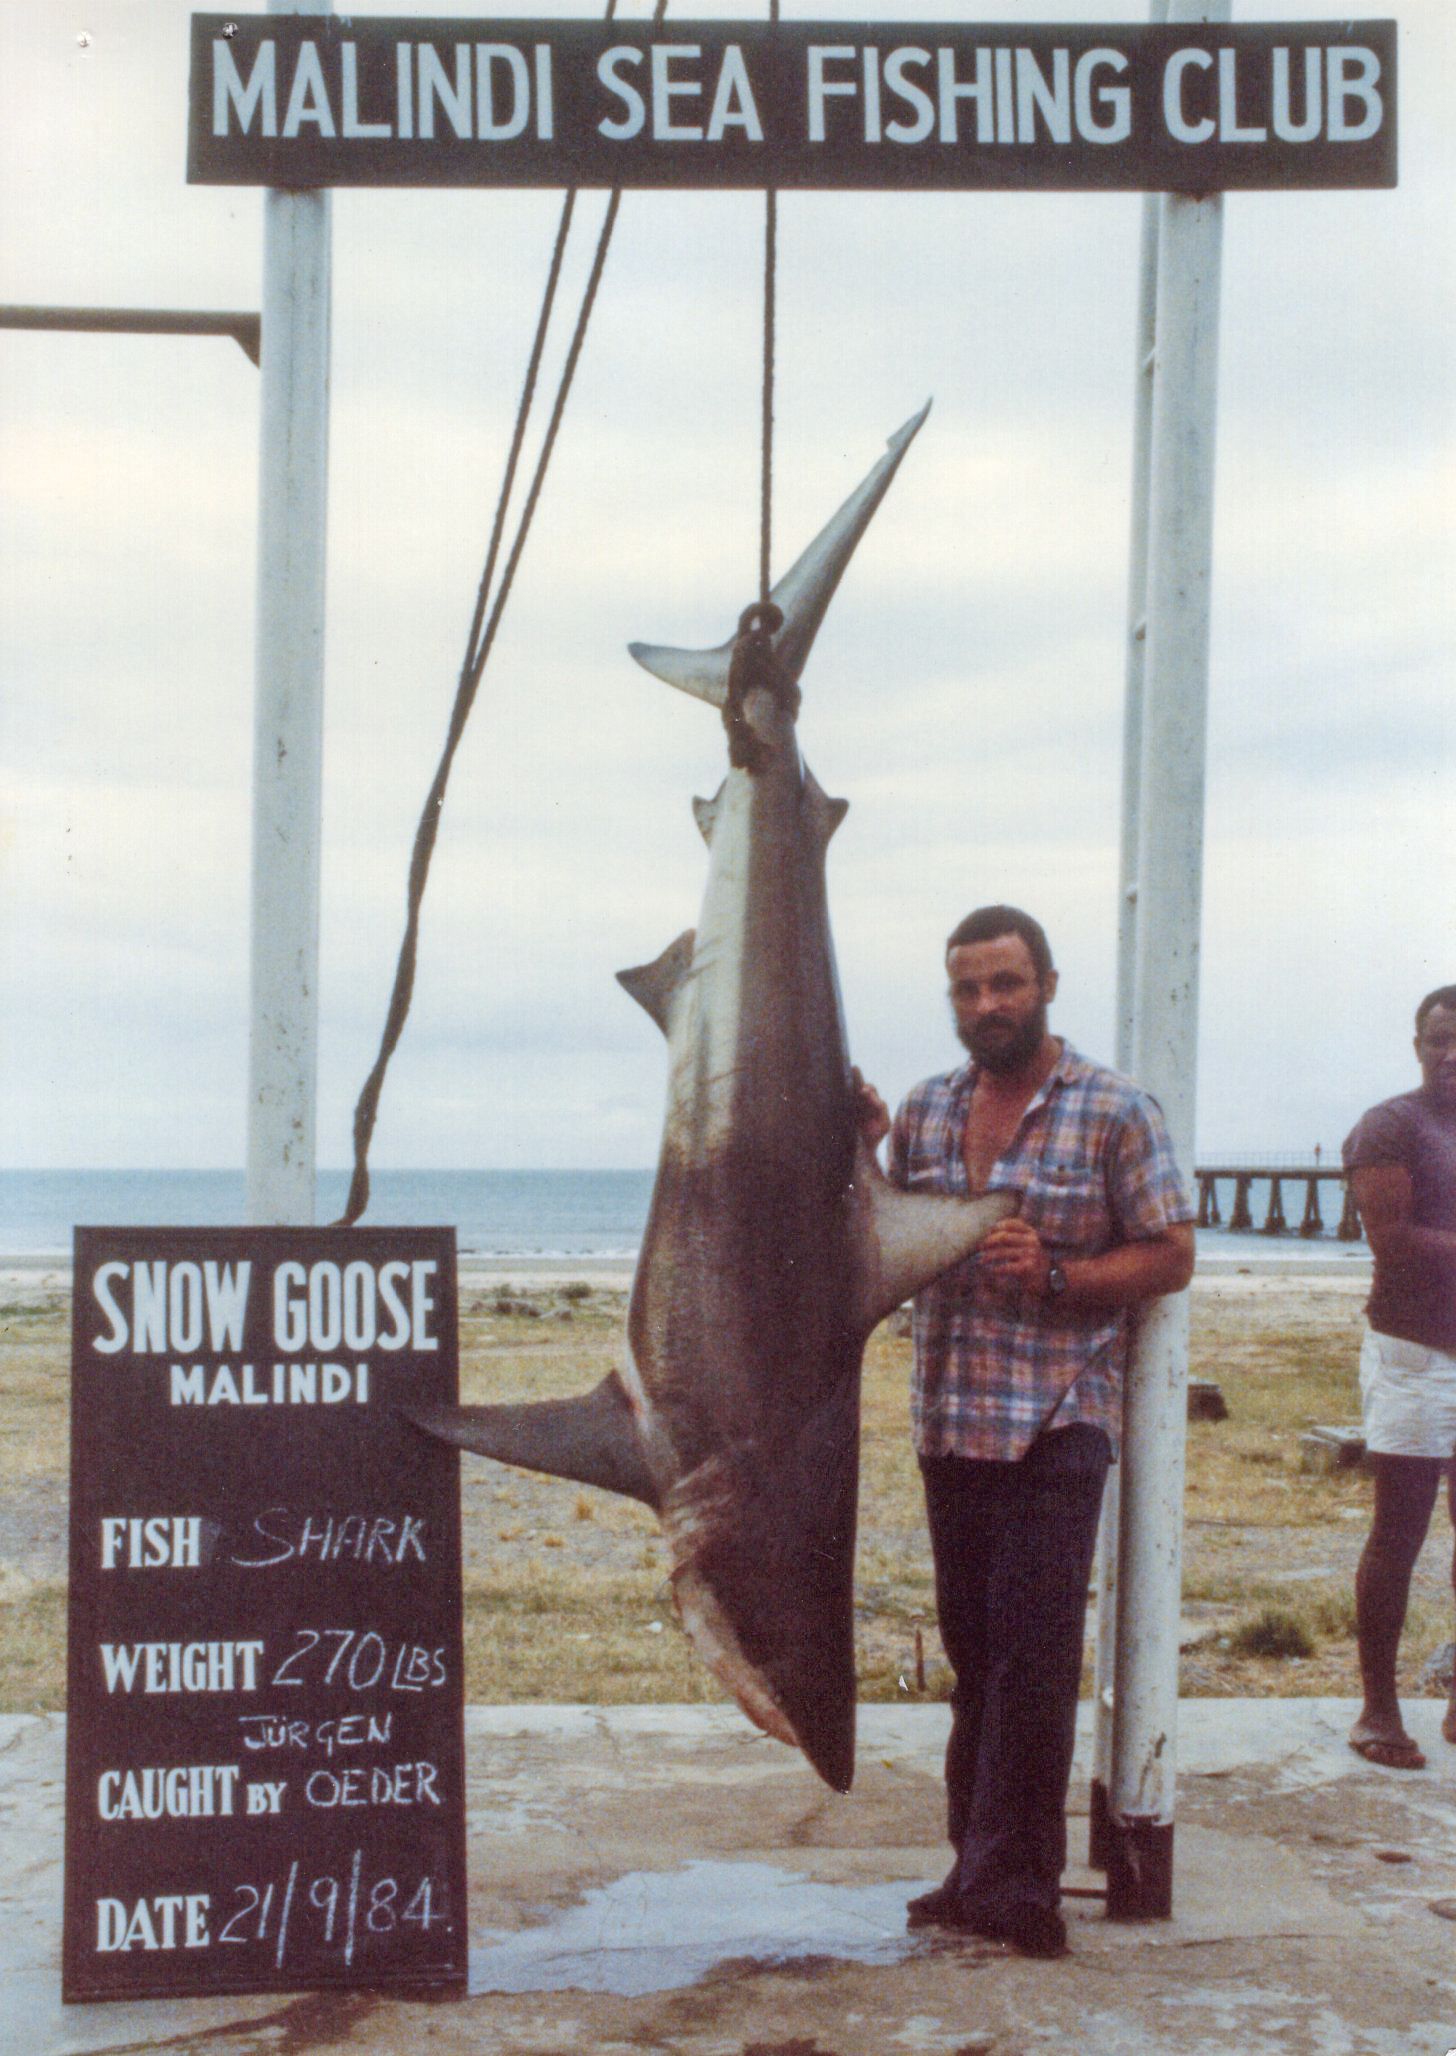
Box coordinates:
[0,1250,1373,1298]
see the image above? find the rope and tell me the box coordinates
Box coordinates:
[461,193,578,687]
[759,0,780,605]
[337,18,656,1224]
[723,600,788,770]
[759,188,775,607]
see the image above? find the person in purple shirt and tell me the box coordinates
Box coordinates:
[1342,983,1456,1770]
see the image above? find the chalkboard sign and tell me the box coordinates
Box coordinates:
[62,1227,467,2003]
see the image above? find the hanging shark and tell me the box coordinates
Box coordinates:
[411,406,1012,1790]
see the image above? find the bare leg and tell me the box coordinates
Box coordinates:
[1445,1461,1456,1747]
[1350,1453,1442,1769]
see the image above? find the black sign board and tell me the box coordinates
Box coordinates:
[62,1227,466,2003]
[188,15,1396,193]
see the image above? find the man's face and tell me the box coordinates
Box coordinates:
[1415,1003,1456,1110]
[947,934,1057,1075]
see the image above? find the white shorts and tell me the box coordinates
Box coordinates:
[1358,1325,1456,1459]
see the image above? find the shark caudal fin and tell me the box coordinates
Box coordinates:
[404,1374,661,1509]
[849,1137,1016,1334]
[628,402,931,709]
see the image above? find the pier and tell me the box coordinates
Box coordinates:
[1195,1160,1362,1240]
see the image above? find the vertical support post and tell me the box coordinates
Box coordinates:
[1093,8,1166,1860]
[1106,0,1227,1920]
[246,0,333,1226]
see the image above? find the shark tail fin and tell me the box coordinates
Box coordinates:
[627,635,735,709]
[404,1373,661,1510]
[849,1136,1016,1334]
[627,401,931,708]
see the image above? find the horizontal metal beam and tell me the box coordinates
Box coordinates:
[0,306,260,365]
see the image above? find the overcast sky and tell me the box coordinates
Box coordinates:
[2,1,1452,1177]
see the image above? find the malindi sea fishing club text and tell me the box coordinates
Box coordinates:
[88,1255,440,1407]
[189,16,1397,191]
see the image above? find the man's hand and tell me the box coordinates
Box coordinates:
[976,1220,1194,1308]
[977,1217,1052,1302]
[851,1068,891,1150]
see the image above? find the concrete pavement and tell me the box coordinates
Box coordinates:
[8,1698,1455,2055]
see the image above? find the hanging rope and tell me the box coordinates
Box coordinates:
[759,0,780,606]
[336,6,668,1226]
[734,2,784,765]
[759,188,776,607]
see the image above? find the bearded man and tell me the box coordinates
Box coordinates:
[859,904,1194,1956]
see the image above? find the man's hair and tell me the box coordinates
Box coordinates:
[945,905,1054,982]
[1416,985,1456,1034]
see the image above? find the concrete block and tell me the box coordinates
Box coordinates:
[1298,1425,1368,1474]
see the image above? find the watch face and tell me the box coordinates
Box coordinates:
[1048,1264,1068,1296]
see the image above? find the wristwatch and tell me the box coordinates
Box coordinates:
[1046,1262,1069,1299]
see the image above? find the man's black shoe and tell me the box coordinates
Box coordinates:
[908,1886,1067,1957]
[971,1903,1068,1959]
[905,1881,964,1930]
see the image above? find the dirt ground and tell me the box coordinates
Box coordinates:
[3,1265,1452,1714]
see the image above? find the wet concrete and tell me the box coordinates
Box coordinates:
[469,1861,915,1995]
[7,1699,1456,2054]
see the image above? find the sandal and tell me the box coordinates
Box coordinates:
[1349,1733,1426,1771]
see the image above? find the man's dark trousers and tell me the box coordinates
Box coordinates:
[920,1423,1111,1918]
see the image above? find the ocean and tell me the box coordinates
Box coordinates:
[0,1169,653,1263]
[0,1169,1370,1271]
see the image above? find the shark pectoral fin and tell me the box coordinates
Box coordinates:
[617,929,696,1034]
[403,1373,661,1510]
[849,1136,1016,1333]
[628,636,733,708]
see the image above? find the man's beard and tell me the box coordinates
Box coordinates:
[958,1003,1048,1075]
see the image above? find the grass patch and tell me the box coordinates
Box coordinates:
[3,1271,1442,1714]
[0,1582,67,1711]
[1229,1606,1316,1660]
[0,1290,72,1486]
[462,1565,723,1704]
[1307,1589,1360,1641]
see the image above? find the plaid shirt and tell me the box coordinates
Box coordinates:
[889,1042,1193,1462]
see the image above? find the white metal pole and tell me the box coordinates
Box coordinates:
[1092,40,1166,1858]
[246,0,334,1226]
[1106,0,1227,1920]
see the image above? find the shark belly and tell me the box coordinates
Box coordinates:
[626,750,864,1788]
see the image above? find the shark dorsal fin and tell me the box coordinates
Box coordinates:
[848,1137,1016,1334]
[617,929,696,1035]
[404,1373,660,1509]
